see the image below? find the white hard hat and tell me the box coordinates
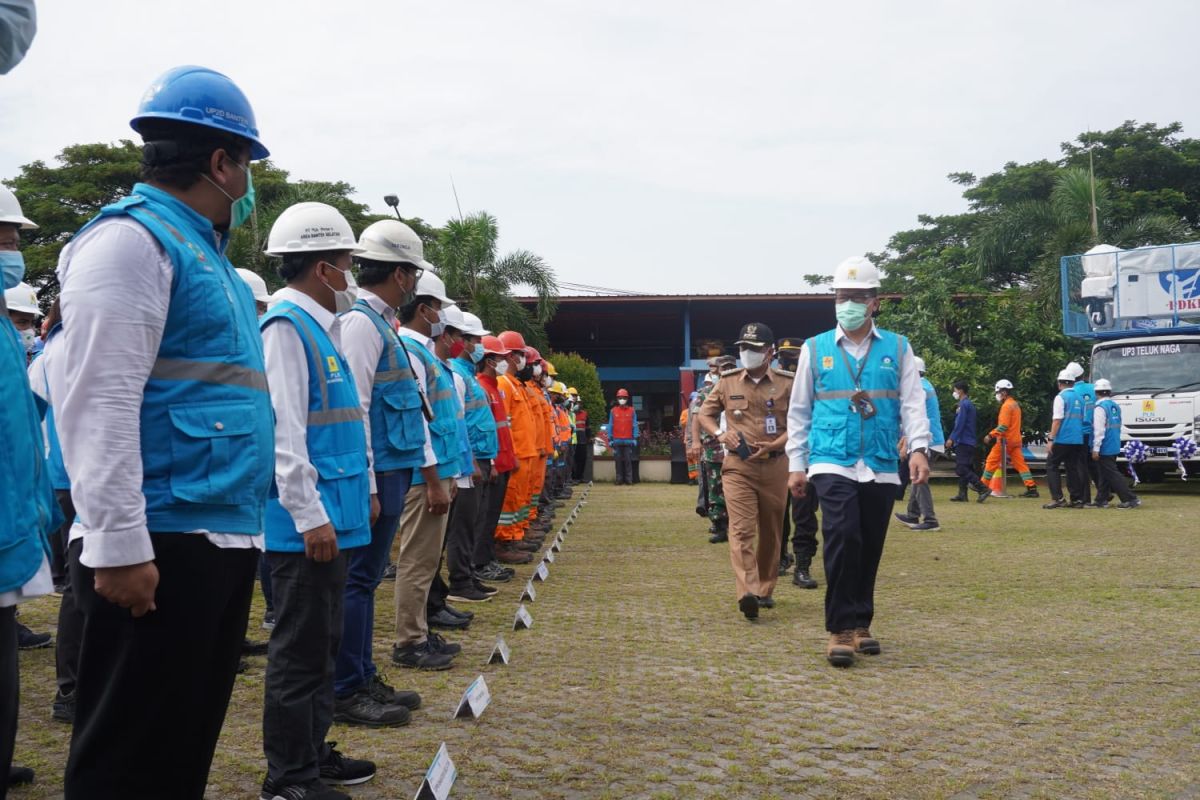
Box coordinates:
[355,219,434,270]
[414,270,453,305]
[831,256,881,290]
[0,185,37,229]
[913,356,926,374]
[442,303,467,332]
[1056,369,1076,382]
[1094,378,1113,392]
[4,282,39,315]
[460,311,489,336]
[1064,361,1084,380]
[994,379,1013,391]
[235,268,270,302]
[264,202,364,256]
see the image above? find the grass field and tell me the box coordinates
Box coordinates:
[11,479,1200,799]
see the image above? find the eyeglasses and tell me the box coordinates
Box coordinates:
[835,292,874,303]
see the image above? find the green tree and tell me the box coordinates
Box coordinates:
[549,351,605,436]
[427,211,557,349]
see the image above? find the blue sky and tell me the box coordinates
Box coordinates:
[3,0,1198,293]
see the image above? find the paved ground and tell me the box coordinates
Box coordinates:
[11,479,1200,799]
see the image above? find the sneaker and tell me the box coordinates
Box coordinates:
[708,530,728,544]
[472,579,499,596]
[907,520,941,532]
[367,673,422,710]
[1117,498,1142,509]
[1083,501,1110,508]
[853,627,881,655]
[738,593,759,621]
[427,608,471,630]
[320,742,377,785]
[262,611,277,631]
[16,623,51,650]
[261,779,349,800]
[1020,487,1040,498]
[332,691,410,727]
[392,641,453,671]
[447,586,492,603]
[792,568,818,589]
[477,563,514,582]
[894,512,919,526]
[381,563,397,581]
[52,691,75,724]
[1042,499,1067,509]
[975,485,991,503]
[826,630,856,667]
[1069,500,1086,509]
[427,631,462,657]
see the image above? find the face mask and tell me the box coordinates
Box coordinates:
[421,305,446,337]
[203,159,256,229]
[19,328,36,351]
[704,374,716,386]
[494,358,509,376]
[543,375,553,388]
[835,300,870,331]
[469,345,485,364]
[320,261,357,313]
[740,348,767,369]
[618,398,628,406]
[533,364,543,377]
[995,392,1003,402]
[952,390,962,401]
[0,251,25,290]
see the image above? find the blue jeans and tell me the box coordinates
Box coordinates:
[333,468,411,697]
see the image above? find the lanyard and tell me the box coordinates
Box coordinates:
[837,335,875,390]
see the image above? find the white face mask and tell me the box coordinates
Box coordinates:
[952,390,962,401]
[18,328,37,352]
[514,354,526,371]
[494,358,509,376]
[995,392,1003,402]
[533,364,543,377]
[542,375,553,388]
[618,398,628,406]
[740,348,767,369]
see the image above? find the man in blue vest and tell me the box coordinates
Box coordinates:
[393,272,463,670]
[786,256,932,667]
[1090,379,1141,509]
[334,218,429,727]
[1065,360,1100,503]
[1043,370,1088,509]
[260,202,379,799]
[895,356,945,531]
[54,66,275,799]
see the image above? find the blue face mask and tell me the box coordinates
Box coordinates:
[0,251,25,290]
[835,300,870,331]
[468,345,486,364]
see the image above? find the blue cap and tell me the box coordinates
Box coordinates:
[131,66,269,159]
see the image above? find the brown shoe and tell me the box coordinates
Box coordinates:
[495,545,533,564]
[513,540,540,552]
[853,628,881,655]
[826,631,855,667]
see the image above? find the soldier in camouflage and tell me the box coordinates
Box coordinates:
[689,355,736,543]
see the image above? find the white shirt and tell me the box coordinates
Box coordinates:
[1052,393,1066,420]
[451,370,472,488]
[55,217,261,568]
[339,289,436,493]
[1092,405,1109,454]
[786,323,930,484]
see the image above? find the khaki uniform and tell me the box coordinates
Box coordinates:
[699,367,793,599]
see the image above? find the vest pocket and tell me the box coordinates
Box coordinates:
[312,454,369,532]
[380,391,426,450]
[186,271,239,358]
[811,418,849,460]
[167,402,261,505]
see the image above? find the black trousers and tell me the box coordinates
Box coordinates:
[53,491,83,702]
[614,443,634,484]
[1046,443,1087,502]
[954,444,984,494]
[782,486,820,570]
[1095,454,1136,504]
[1,606,17,794]
[443,484,481,593]
[49,491,71,586]
[263,550,348,788]
[474,472,509,569]
[812,474,895,634]
[64,535,257,800]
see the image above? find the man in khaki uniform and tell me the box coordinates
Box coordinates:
[698,322,792,621]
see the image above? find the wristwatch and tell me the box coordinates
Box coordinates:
[908,447,931,459]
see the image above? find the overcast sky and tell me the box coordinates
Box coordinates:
[3,0,1198,294]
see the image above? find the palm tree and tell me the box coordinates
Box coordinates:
[428,211,558,348]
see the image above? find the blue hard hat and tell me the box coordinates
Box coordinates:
[131,65,269,159]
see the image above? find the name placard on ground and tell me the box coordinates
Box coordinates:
[544,548,555,563]
[414,742,456,800]
[521,580,536,602]
[452,675,492,720]
[534,561,549,582]
[487,636,511,665]
[513,604,533,630]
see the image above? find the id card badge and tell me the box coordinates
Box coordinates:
[850,390,877,419]
[764,415,778,436]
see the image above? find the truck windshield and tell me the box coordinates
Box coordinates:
[1091,341,1200,393]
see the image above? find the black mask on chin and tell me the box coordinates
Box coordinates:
[516,366,534,382]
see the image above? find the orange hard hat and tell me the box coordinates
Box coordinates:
[616,388,630,398]
[481,335,510,356]
[498,330,526,350]
[525,346,542,363]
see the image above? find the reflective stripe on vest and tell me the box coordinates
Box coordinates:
[1057,388,1085,445]
[1098,398,1122,456]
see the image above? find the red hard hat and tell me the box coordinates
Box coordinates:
[498,330,526,350]
[616,388,630,398]
[525,346,542,363]
[481,335,510,356]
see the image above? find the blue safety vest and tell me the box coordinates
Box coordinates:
[33,325,70,491]
[450,358,499,461]
[1074,381,1096,436]
[343,299,426,471]
[1056,387,1085,445]
[921,377,946,448]
[403,335,464,484]
[1097,398,1122,456]
[808,328,908,473]
[74,184,273,535]
[0,315,56,592]
[261,301,370,552]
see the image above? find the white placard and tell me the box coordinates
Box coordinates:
[414,742,456,800]
[513,604,533,630]
[452,675,492,719]
[551,540,561,553]
[534,561,549,582]
[487,637,511,665]
[521,580,536,602]
[544,548,555,563]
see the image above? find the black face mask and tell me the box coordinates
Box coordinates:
[516,366,534,382]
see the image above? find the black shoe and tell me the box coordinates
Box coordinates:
[1083,501,1109,508]
[242,638,269,656]
[757,595,775,609]
[392,641,453,670]
[427,631,462,656]
[908,520,942,532]
[1069,500,1086,509]
[708,530,728,544]
[778,553,794,575]
[52,691,75,723]
[428,608,471,630]
[1042,499,1066,509]
[8,765,34,786]
[948,494,968,502]
[381,563,397,581]
[476,563,514,582]
[444,603,474,620]
[53,581,69,595]
[894,512,919,526]
[976,485,991,503]
[1020,488,1040,498]
[262,779,349,800]
[367,673,422,710]
[320,742,377,785]
[16,623,51,650]
[333,691,411,727]
[473,579,499,596]
[738,593,759,621]
[448,586,492,603]
[262,611,277,631]
[793,569,818,589]
[1117,498,1142,509]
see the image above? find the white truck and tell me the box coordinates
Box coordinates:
[1062,242,1200,480]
